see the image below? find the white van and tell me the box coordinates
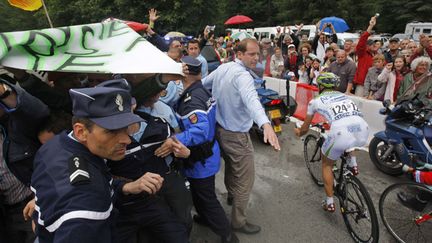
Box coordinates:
[405,22,432,41]
[252,25,317,42]
[336,32,360,48]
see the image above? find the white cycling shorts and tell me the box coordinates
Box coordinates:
[321,117,369,161]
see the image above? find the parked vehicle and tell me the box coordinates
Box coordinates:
[405,22,432,42]
[250,78,297,143]
[392,33,411,41]
[336,32,360,48]
[369,95,432,176]
[252,25,317,42]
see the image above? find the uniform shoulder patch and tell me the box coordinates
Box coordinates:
[68,156,90,185]
[184,93,192,103]
[188,113,198,124]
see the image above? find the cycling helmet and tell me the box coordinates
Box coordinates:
[316,72,340,89]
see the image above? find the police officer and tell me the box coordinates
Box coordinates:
[156,56,238,243]
[31,82,165,243]
[99,79,191,243]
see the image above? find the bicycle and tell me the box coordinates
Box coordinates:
[302,123,379,243]
[379,162,432,243]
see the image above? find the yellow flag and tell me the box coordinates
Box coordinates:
[8,0,43,11]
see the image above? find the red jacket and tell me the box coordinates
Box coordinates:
[354,32,374,85]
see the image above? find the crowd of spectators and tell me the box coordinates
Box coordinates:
[202,16,432,106]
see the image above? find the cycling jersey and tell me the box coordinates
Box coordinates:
[307,91,369,160]
[307,91,363,125]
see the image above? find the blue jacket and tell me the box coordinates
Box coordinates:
[1,79,50,186]
[31,132,125,243]
[175,81,220,179]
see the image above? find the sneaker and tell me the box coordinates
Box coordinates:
[397,192,428,212]
[348,166,359,176]
[322,201,336,213]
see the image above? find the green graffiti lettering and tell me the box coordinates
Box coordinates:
[21,31,56,70]
[56,54,111,71]
[125,37,146,52]
[107,21,129,38]
[0,34,11,61]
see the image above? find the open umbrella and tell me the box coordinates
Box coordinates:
[231,31,254,41]
[224,15,253,25]
[319,16,349,33]
[165,31,186,38]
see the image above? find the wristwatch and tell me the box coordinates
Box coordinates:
[0,83,12,99]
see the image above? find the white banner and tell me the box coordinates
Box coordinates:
[0,21,182,74]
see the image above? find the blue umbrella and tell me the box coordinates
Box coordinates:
[319,16,349,33]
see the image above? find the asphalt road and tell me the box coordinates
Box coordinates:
[191,122,403,243]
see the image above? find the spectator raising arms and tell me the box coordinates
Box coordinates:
[312,22,337,63]
[353,15,379,96]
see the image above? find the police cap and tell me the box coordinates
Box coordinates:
[181,56,202,75]
[69,84,143,130]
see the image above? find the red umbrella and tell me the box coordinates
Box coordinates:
[224,15,253,25]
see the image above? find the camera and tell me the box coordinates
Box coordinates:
[207,25,216,31]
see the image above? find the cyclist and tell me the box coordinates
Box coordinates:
[294,72,369,212]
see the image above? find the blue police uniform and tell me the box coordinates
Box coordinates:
[31,132,123,243]
[31,84,143,243]
[99,79,190,242]
[175,56,231,239]
[175,81,220,178]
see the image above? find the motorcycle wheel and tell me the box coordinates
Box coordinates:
[368,137,403,176]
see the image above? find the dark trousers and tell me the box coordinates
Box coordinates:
[0,199,35,243]
[188,175,231,238]
[116,197,188,243]
[159,172,193,234]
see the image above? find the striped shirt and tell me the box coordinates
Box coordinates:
[0,133,32,205]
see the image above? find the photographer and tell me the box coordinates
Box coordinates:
[312,22,338,63]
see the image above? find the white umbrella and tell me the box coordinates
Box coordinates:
[231,31,254,41]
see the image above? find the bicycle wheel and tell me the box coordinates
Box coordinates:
[340,175,379,243]
[303,133,323,186]
[379,182,432,243]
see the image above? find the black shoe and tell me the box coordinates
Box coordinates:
[227,195,233,206]
[221,233,239,243]
[193,214,210,227]
[232,222,261,234]
[397,192,427,212]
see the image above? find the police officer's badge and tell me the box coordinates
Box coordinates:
[189,113,198,124]
[115,94,124,111]
[69,156,90,185]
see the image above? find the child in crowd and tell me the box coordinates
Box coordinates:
[363,54,386,100]
[309,58,323,86]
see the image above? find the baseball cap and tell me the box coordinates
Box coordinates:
[288,44,295,48]
[69,85,143,130]
[181,56,202,75]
